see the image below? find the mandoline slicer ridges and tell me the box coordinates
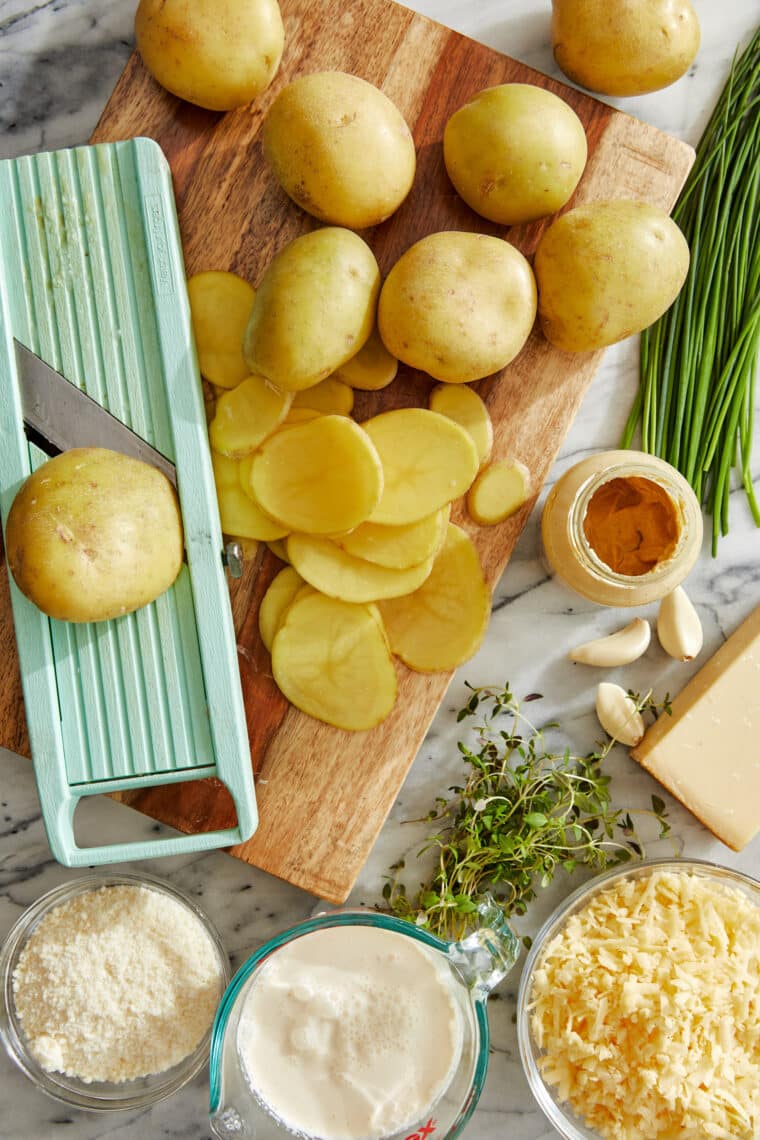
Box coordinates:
[0,138,257,864]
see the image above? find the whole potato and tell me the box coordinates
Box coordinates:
[134,0,284,111]
[443,84,587,226]
[378,232,537,384]
[551,0,700,96]
[5,449,184,623]
[243,227,380,392]
[263,72,416,229]
[534,200,690,352]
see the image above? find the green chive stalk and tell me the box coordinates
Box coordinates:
[622,28,760,553]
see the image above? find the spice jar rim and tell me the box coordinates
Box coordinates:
[0,870,230,1112]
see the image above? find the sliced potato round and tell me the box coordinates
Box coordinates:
[363,408,479,525]
[209,374,292,457]
[259,566,305,652]
[333,326,398,391]
[188,271,255,389]
[266,538,290,562]
[378,524,490,672]
[278,408,322,430]
[287,533,434,603]
[251,415,383,535]
[216,481,289,541]
[335,506,449,569]
[211,449,242,490]
[429,384,493,468]
[272,591,397,730]
[293,377,354,416]
[467,459,531,526]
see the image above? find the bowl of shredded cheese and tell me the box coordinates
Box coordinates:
[517,858,760,1140]
[0,871,230,1110]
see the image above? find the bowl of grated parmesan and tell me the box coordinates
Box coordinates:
[0,871,230,1110]
[517,858,760,1140]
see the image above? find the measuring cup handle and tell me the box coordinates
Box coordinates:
[446,893,520,998]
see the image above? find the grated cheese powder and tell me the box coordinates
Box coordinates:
[529,870,760,1140]
[12,884,223,1083]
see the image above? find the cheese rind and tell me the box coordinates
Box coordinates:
[631,605,760,850]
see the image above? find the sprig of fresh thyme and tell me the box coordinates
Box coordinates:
[381,683,671,941]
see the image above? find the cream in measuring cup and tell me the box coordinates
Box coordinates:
[209,905,520,1140]
[236,925,464,1140]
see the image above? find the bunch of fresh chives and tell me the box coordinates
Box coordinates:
[622,27,760,554]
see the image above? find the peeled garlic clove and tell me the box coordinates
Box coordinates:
[595,682,645,746]
[657,586,703,661]
[569,618,651,667]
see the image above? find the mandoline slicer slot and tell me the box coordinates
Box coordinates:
[0,138,257,864]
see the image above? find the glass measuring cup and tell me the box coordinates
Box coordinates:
[209,899,519,1140]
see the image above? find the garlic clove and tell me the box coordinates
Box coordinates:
[657,586,703,661]
[595,682,645,746]
[569,618,651,667]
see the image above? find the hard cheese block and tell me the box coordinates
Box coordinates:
[631,606,760,851]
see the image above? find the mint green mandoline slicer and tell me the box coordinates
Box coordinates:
[0,138,258,865]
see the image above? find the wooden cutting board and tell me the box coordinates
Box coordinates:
[0,0,694,902]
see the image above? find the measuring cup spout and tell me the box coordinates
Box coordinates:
[446,893,520,998]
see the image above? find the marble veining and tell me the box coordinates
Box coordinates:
[0,1,758,1137]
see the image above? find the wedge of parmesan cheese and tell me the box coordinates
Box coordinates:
[529,869,760,1140]
[631,604,760,851]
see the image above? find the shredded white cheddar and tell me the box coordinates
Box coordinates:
[529,870,760,1140]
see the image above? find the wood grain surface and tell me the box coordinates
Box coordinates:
[0,0,694,901]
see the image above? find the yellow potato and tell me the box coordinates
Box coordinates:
[134,0,284,110]
[552,0,700,96]
[5,448,183,623]
[378,525,490,672]
[333,326,398,391]
[534,200,690,352]
[263,71,416,228]
[259,566,305,652]
[243,228,380,392]
[362,408,479,525]
[293,377,354,416]
[216,482,289,541]
[272,591,397,731]
[287,534,434,603]
[335,506,449,569]
[467,459,531,525]
[443,84,587,225]
[250,415,383,534]
[187,271,256,389]
[209,374,292,457]
[378,231,537,383]
[428,384,493,468]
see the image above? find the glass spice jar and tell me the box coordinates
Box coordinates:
[541,450,703,607]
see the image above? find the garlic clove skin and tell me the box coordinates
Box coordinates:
[595,682,645,746]
[657,586,703,661]
[569,618,651,667]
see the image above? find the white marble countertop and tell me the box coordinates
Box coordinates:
[0,2,758,1138]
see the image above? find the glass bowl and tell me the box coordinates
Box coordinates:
[0,870,230,1111]
[516,858,760,1140]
